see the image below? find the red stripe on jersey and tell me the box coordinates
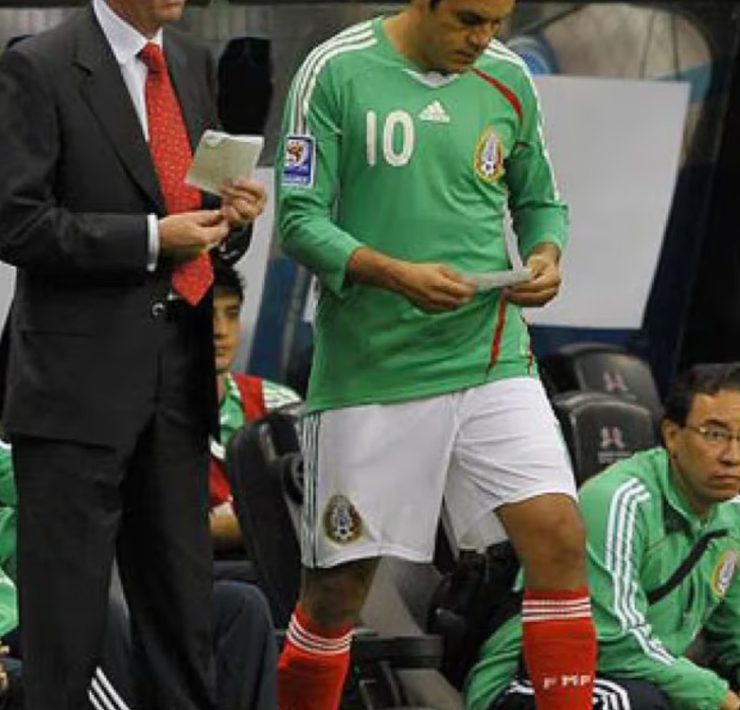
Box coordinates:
[472,68,523,121]
[487,296,508,372]
[520,312,536,374]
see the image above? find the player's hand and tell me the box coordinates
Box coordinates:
[394,262,476,313]
[159,210,230,262]
[504,245,562,308]
[720,691,740,710]
[219,178,267,228]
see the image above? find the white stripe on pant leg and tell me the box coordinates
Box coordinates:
[509,679,535,696]
[89,680,117,710]
[89,668,132,710]
[593,685,614,710]
[88,688,107,710]
[595,678,631,710]
[95,668,132,709]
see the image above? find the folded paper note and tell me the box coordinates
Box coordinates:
[464,268,532,292]
[186,131,264,195]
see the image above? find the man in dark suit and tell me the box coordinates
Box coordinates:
[0,0,266,707]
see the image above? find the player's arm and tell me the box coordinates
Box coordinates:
[580,478,730,710]
[277,59,364,298]
[346,247,474,313]
[504,241,561,308]
[277,58,474,313]
[504,66,567,308]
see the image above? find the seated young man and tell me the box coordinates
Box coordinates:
[209,260,302,551]
[466,363,740,710]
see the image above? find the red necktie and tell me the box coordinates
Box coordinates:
[140,42,213,306]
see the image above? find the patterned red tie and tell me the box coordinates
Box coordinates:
[140,42,214,306]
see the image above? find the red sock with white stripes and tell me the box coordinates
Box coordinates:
[277,604,353,710]
[521,587,597,709]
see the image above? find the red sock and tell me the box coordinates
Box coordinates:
[277,604,353,710]
[521,587,597,710]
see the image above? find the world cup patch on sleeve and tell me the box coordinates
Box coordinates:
[282,135,316,188]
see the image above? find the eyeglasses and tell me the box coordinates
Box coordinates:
[685,425,740,448]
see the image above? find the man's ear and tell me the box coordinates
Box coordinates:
[661,419,680,457]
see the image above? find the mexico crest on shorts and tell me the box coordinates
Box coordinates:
[323,495,363,544]
[711,549,738,597]
[474,127,504,183]
[282,134,316,188]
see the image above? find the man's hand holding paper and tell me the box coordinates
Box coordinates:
[219,178,267,229]
[504,242,563,308]
[186,130,267,228]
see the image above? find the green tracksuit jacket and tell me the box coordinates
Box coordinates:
[0,442,17,640]
[466,448,740,710]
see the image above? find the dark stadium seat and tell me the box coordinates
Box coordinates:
[225,413,302,627]
[541,342,663,422]
[217,36,273,136]
[551,390,659,486]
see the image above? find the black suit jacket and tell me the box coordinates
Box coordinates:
[0,7,250,447]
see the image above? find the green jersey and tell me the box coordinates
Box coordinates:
[277,17,568,412]
[465,448,740,710]
[0,442,18,639]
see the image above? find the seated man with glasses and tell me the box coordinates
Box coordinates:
[466,362,740,710]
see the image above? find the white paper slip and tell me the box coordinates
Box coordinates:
[464,268,532,292]
[186,131,264,196]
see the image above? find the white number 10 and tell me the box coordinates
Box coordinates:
[366,110,415,167]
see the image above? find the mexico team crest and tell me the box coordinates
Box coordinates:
[323,494,363,544]
[712,549,738,597]
[282,135,316,188]
[474,127,504,183]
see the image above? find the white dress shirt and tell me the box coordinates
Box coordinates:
[93,0,164,269]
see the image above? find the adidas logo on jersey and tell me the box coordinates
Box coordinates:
[419,101,451,123]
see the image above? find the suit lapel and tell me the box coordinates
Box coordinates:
[74,7,165,213]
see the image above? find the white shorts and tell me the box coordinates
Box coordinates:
[300,377,576,568]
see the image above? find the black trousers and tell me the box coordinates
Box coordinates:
[492,676,672,710]
[12,315,216,710]
[96,580,278,710]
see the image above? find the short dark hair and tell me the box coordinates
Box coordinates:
[663,362,740,426]
[212,258,245,303]
[429,0,443,9]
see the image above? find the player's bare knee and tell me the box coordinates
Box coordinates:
[501,494,586,580]
[523,510,586,587]
[538,510,586,567]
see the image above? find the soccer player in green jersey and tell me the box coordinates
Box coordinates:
[467,363,740,710]
[276,1,596,708]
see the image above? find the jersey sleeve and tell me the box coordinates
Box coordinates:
[277,55,363,298]
[505,67,568,260]
[580,478,729,710]
[702,554,740,690]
